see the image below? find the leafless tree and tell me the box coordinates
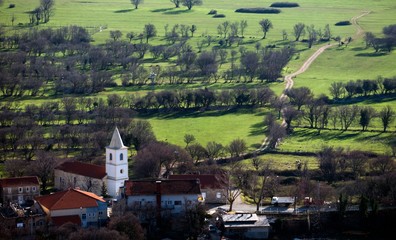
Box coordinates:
[170,0,181,8]
[28,150,58,191]
[182,0,203,10]
[379,105,394,132]
[259,19,273,39]
[130,0,143,9]
[293,22,305,41]
[40,0,55,23]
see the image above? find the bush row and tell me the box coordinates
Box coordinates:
[235,8,281,14]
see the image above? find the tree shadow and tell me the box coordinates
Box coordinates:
[355,52,388,57]
[114,9,135,13]
[351,47,366,51]
[163,9,190,15]
[151,8,174,13]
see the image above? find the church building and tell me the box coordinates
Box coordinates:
[54,127,129,198]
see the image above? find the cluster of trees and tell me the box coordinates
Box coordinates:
[29,0,55,25]
[132,0,203,10]
[365,24,396,52]
[282,87,395,132]
[0,23,296,97]
[329,77,396,99]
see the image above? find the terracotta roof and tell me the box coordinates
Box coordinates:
[168,174,228,189]
[55,161,106,179]
[35,188,105,211]
[124,179,201,196]
[107,127,127,149]
[51,215,81,226]
[0,176,40,188]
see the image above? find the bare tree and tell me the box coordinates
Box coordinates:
[40,0,55,23]
[182,0,203,10]
[359,106,376,131]
[306,24,317,48]
[227,138,247,158]
[379,105,394,132]
[130,0,143,9]
[28,151,58,191]
[110,30,123,41]
[143,23,157,43]
[240,20,248,37]
[259,19,273,39]
[293,23,305,41]
[170,0,181,8]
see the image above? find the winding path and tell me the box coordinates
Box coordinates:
[259,11,371,151]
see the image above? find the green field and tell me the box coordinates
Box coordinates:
[1,0,395,157]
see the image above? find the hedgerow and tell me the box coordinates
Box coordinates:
[335,21,351,26]
[270,2,299,8]
[235,8,281,14]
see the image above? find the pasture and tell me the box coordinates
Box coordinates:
[0,0,395,158]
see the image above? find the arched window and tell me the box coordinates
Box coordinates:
[109,153,113,161]
[120,153,123,161]
[120,169,124,174]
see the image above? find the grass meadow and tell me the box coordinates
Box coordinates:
[1,0,395,160]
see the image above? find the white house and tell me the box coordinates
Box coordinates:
[124,179,203,215]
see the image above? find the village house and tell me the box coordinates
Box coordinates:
[123,179,204,216]
[222,213,270,239]
[0,200,46,237]
[35,188,107,228]
[168,174,228,204]
[53,127,129,198]
[0,176,40,205]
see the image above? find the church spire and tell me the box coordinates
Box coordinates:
[108,127,126,149]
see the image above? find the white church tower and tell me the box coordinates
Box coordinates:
[106,127,129,198]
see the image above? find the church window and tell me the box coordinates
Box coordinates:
[120,153,123,161]
[109,153,113,161]
[18,187,23,193]
[120,169,124,174]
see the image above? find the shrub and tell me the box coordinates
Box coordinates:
[235,8,281,14]
[270,2,299,8]
[208,9,217,15]
[213,14,226,18]
[335,21,351,26]
[9,4,16,8]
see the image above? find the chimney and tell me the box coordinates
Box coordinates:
[156,181,161,228]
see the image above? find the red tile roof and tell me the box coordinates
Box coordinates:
[55,161,106,179]
[124,180,201,196]
[35,188,105,211]
[51,215,81,226]
[168,174,228,189]
[0,176,40,188]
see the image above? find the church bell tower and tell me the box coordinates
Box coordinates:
[106,127,128,198]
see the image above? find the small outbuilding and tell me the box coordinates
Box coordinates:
[222,213,270,239]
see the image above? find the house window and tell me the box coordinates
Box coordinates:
[174,201,182,205]
[26,187,30,192]
[18,187,23,193]
[216,192,222,199]
[8,188,12,194]
[99,211,103,216]
[32,186,36,192]
[109,153,113,161]
[166,201,172,205]
[120,153,123,161]
[82,214,86,220]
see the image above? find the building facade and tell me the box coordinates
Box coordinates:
[54,161,107,196]
[0,176,40,205]
[124,179,203,216]
[35,188,107,228]
[168,174,228,204]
